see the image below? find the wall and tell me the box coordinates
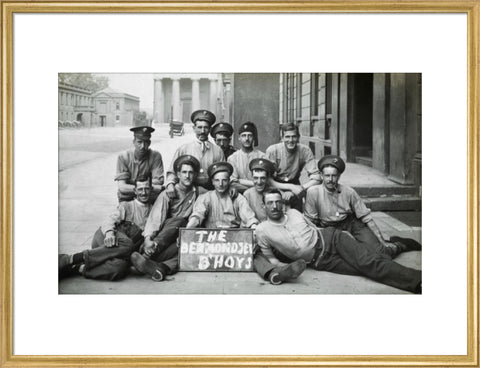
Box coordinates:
[232,73,280,152]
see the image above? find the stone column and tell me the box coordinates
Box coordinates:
[209,78,217,113]
[172,78,181,122]
[191,78,200,112]
[153,78,164,123]
[217,78,223,119]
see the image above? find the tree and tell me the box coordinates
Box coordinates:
[58,73,109,92]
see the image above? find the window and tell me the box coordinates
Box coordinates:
[116,102,120,110]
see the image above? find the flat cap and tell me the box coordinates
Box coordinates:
[249,158,275,176]
[173,154,201,173]
[210,122,234,138]
[207,161,233,179]
[238,121,258,146]
[191,109,216,126]
[318,155,346,174]
[130,126,154,140]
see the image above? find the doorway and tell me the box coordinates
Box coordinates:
[351,73,373,166]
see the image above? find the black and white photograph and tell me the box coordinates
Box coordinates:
[58,72,422,294]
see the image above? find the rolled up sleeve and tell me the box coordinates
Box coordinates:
[115,153,131,181]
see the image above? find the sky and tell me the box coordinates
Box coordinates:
[95,73,155,113]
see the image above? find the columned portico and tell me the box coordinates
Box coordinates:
[153,73,228,124]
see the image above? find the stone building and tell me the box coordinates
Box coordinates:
[92,87,140,127]
[153,73,230,124]
[58,83,96,126]
[278,73,422,189]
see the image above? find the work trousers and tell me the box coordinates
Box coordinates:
[84,222,144,281]
[312,227,421,293]
[146,216,188,274]
[333,216,393,256]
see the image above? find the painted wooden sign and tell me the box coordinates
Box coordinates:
[179,228,254,272]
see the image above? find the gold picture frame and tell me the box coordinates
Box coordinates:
[1,1,479,366]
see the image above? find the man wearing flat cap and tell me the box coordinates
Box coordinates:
[186,161,258,229]
[227,121,267,194]
[305,155,392,251]
[210,122,236,159]
[243,158,276,222]
[266,122,321,210]
[130,155,205,282]
[166,110,225,196]
[115,126,164,202]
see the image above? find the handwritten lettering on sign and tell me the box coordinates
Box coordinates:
[179,228,254,271]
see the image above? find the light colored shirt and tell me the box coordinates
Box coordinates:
[304,183,372,226]
[256,209,317,263]
[228,149,266,182]
[243,187,268,222]
[101,199,152,234]
[115,148,164,185]
[189,191,258,228]
[167,139,225,187]
[265,143,319,183]
[143,184,200,237]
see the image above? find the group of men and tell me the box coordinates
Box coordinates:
[59,109,422,293]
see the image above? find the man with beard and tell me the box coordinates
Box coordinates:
[115,126,164,202]
[130,155,203,282]
[266,122,321,210]
[210,121,236,159]
[255,189,422,293]
[59,176,153,281]
[304,155,392,250]
[228,121,267,193]
[186,162,258,229]
[165,110,225,195]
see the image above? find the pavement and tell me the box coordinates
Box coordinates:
[58,125,422,294]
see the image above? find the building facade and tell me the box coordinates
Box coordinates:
[279,73,422,188]
[93,87,140,127]
[58,83,96,126]
[153,73,229,124]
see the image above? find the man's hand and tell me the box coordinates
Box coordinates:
[229,186,238,200]
[165,183,177,199]
[143,237,157,258]
[290,184,304,196]
[281,191,295,202]
[104,231,116,247]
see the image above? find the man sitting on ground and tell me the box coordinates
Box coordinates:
[186,162,258,229]
[130,155,204,281]
[305,155,392,251]
[59,176,153,281]
[255,189,422,293]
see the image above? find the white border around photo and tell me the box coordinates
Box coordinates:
[13,13,467,356]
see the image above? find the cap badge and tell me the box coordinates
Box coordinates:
[259,160,263,164]
[244,125,247,129]
[143,127,147,132]
[333,159,338,163]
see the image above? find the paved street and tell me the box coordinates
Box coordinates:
[58,125,421,294]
